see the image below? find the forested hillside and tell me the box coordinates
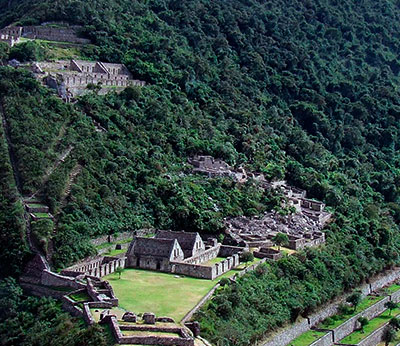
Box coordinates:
[1,0,400,345]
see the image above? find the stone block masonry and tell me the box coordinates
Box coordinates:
[309,332,333,346]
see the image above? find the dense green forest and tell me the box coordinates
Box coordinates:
[2,0,400,345]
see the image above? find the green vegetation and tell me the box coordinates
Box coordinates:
[0,278,108,346]
[1,0,400,344]
[341,308,400,344]
[289,329,327,346]
[386,284,400,294]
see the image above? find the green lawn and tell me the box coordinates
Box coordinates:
[27,203,47,208]
[105,268,226,321]
[33,212,52,218]
[289,330,327,346]
[320,295,384,329]
[340,308,400,344]
[202,257,226,266]
[104,262,254,322]
[386,283,400,294]
[106,248,127,256]
[121,330,180,337]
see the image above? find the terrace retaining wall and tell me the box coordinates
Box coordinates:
[261,267,400,346]
[332,296,389,342]
[309,332,333,346]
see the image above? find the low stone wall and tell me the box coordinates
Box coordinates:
[391,288,400,303]
[309,332,333,346]
[182,283,221,323]
[370,268,400,292]
[62,256,125,278]
[183,245,220,265]
[261,319,310,346]
[21,282,71,300]
[102,316,194,346]
[62,295,83,318]
[83,303,95,325]
[218,245,244,257]
[172,254,239,280]
[172,262,214,279]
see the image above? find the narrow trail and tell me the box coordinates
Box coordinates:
[56,163,82,224]
[29,145,74,200]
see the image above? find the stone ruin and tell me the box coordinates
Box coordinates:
[31,59,146,101]
[0,23,89,47]
[126,230,242,280]
[225,211,326,253]
[188,155,247,182]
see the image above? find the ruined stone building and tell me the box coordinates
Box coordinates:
[126,230,241,280]
[189,155,247,182]
[225,211,326,251]
[23,25,90,44]
[0,24,89,46]
[32,59,146,100]
[0,26,22,47]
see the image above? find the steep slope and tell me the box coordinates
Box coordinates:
[1,0,400,345]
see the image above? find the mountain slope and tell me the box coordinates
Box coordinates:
[1,0,400,345]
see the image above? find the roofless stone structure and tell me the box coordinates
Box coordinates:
[126,230,242,280]
[32,59,146,101]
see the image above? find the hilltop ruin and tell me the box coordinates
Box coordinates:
[31,59,146,100]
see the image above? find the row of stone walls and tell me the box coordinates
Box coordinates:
[356,323,388,346]
[90,230,152,246]
[261,268,400,346]
[329,296,389,342]
[173,254,239,279]
[183,244,221,265]
[64,75,133,87]
[87,257,125,277]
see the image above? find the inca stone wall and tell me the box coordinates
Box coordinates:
[309,332,333,346]
[261,319,310,346]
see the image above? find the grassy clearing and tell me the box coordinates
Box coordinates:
[33,212,52,218]
[104,259,259,322]
[289,329,327,346]
[320,295,384,329]
[271,246,296,255]
[386,283,400,294]
[70,291,91,302]
[27,203,47,208]
[105,269,223,321]
[121,330,180,337]
[105,248,127,256]
[202,257,226,266]
[340,308,400,344]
